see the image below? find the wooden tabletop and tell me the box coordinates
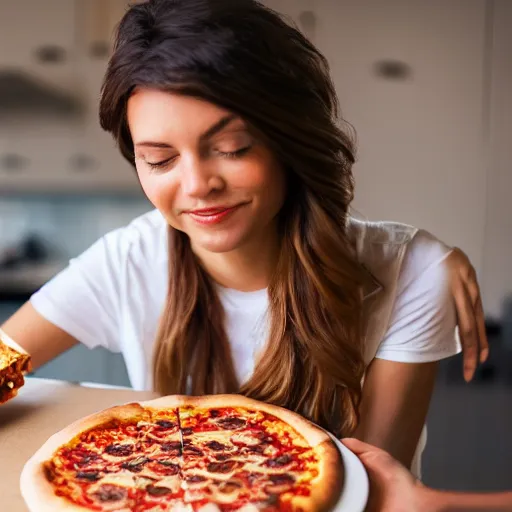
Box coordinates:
[0,377,157,512]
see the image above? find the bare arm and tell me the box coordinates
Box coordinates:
[424,489,512,512]
[343,438,512,512]
[354,358,438,469]
[1,302,78,370]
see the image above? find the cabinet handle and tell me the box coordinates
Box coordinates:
[0,153,28,172]
[69,154,98,172]
[35,45,67,64]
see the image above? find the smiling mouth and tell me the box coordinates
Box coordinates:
[186,204,246,225]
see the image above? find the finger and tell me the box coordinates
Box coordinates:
[467,280,489,364]
[452,281,479,382]
[341,438,372,455]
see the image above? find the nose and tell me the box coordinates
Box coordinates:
[180,155,224,198]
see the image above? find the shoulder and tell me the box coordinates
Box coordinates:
[348,217,452,286]
[347,217,418,249]
[398,229,452,290]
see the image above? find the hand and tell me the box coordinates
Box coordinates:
[445,248,489,382]
[342,438,428,512]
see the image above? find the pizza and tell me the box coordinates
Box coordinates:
[21,395,343,512]
[0,330,31,404]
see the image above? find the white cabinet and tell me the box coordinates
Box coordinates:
[265,0,488,275]
[0,0,140,193]
[0,0,77,91]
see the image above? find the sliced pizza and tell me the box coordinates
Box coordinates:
[21,394,344,512]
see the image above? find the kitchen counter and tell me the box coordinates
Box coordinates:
[0,261,65,299]
[0,377,157,511]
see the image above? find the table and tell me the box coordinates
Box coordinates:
[0,377,157,511]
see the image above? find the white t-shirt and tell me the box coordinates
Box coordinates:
[31,210,460,475]
[31,209,459,388]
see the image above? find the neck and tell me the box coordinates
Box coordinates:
[193,227,280,292]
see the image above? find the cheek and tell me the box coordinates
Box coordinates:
[137,170,179,217]
[231,156,286,202]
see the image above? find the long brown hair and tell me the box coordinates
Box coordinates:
[100,0,367,437]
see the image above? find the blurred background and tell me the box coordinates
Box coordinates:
[0,0,511,493]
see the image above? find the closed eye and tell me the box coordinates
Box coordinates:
[146,157,176,170]
[217,146,252,159]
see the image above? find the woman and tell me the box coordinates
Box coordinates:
[1,0,487,477]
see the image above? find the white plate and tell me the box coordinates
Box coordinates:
[329,434,369,512]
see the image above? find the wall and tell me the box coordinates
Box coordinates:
[270,0,512,320]
[317,0,488,279]
[481,0,512,318]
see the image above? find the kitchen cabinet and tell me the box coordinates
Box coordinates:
[0,0,76,88]
[0,0,140,193]
[265,0,488,277]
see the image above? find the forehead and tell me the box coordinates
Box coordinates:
[127,87,237,143]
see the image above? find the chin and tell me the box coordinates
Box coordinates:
[192,229,249,254]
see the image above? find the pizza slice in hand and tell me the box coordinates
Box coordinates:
[0,330,31,404]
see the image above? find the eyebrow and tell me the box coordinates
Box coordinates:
[135,114,240,149]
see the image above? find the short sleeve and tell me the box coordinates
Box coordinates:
[375,230,462,363]
[30,228,132,353]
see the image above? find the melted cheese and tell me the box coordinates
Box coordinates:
[154,475,181,494]
[189,430,234,442]
[184,468,235,483]
[236,504,260,512]
[91,470,136,489]
[198,503,222,512]
[230,433,261,446]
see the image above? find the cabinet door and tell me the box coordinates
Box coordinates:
[265,0,487,273]
[0,0,77,89]
[321,0,487,272]
[0,0,141,193]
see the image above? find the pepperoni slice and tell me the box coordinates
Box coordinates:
[93,484,127,502]
[269,473,295,484]
[104,444,133,457]
[183,445,203,456]
[155,420,175,429]
[186,474,207,483]
[214,453,231,462]
[75,471,100,482]
[216,417,246,430]
[147,485,174,496]
[265,454,293,468]
[161,441,182,455]
[152,461,180,476]
[206,460,241,474]
[205,440,226,451]
[121,456,149,473]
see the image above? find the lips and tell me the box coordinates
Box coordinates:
[188,206,236,216]
[185,204,244,226]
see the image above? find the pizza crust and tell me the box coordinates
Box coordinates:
[172,394,344,512]
[175,394,331,447]
[20,402,149,512]
[21,394,343,512]
[298,438,344,512]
